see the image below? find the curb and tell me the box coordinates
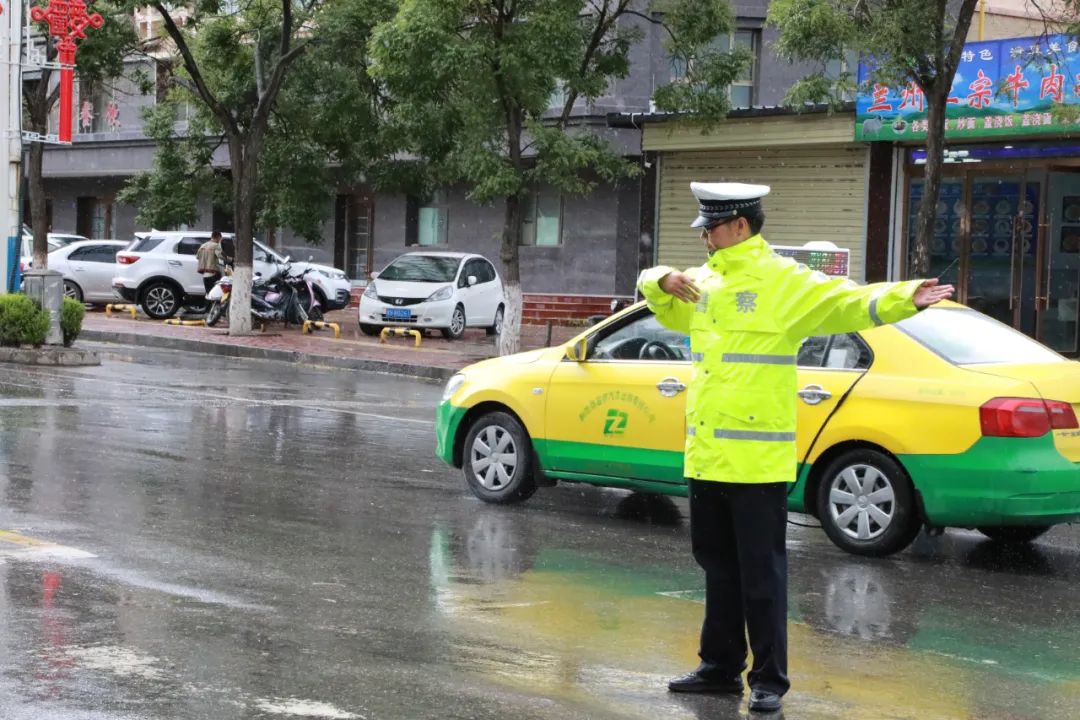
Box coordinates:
[81,329,459,382]
[0,346,101,367]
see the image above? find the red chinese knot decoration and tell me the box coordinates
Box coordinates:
[31,0,104,142]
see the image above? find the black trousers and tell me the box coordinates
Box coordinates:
[688,479,790,696]
[203,272,221,295]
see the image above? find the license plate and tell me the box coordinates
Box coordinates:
[386,308,412,321]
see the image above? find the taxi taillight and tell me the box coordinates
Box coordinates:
[980,398,1079,438]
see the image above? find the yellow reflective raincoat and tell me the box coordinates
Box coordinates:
[638,235,924,484]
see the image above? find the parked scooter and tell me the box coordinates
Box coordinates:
[250,259,324,326]
[205,271,232,327]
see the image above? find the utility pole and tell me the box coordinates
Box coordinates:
[0,0,25,294]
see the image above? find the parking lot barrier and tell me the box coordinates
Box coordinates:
[163,319,206,327]
[302,320,341,339]
[105,304,138,319]
[379,326,422,348]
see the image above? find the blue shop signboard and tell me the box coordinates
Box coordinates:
[856,34,1080,141]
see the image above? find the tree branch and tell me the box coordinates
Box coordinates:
[623,9,676,43]
[152,2,239,137]
[943,0,980,85]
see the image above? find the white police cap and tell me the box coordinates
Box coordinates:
[690,182,771,228]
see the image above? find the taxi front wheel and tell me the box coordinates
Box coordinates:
[816,449,921,557]
[463,411,537,504]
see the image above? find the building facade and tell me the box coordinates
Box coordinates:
[36,1,826,317]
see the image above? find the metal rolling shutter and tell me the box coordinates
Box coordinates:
[656,145,869,278]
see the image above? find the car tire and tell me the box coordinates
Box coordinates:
[140,280,182,320]
[816,448,921,557]
[63,280,83,303]
[359,323,381,337]
[486,305,505,336]
[442,304,466,340]
[977,526,1052,543]
[462,411,537,504]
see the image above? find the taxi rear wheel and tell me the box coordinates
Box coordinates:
[816,449,921,557]
[976,526,1051,543]
[463,411,537,503]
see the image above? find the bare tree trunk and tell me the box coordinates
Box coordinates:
[497,192,524,356]
[911,95,947,278]
[28,141,49,270]
[228,138,256,335]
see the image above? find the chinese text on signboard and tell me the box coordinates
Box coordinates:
[856,35,1080,141]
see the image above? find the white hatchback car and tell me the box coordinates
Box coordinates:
[19,230,86,271]
[49,240,129,304]
[113,231,352,319]
[358,252,505,339]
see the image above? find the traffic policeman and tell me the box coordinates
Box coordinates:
[638,182,954,713]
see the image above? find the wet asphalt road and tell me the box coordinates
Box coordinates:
[0,345,1078,720]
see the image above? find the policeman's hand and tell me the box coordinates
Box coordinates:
[659,271,701,304]
[913,278,955,309]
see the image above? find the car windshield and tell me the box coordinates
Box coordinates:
[895,307,1064,365]
[380,255,460,283]
[49,235,85,246]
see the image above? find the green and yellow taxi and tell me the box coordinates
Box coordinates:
[436,302,1080,556]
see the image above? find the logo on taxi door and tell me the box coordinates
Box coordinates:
[604,409,629,435]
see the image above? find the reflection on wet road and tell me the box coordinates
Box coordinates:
[0,344,1077,719]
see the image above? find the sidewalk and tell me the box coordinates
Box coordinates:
[81,308,585,381]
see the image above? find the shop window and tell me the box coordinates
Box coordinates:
[407,191,448,246]
[520,190,562,247]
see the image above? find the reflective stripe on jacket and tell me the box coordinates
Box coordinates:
[637,235,923,484]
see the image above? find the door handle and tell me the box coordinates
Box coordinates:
[797,384,833,405]
[657,377,687,397]
[168,260,182,267]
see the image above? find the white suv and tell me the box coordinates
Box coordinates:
[113,231,352,319]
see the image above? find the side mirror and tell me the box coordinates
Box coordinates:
[564,338,589,362]
[370,271,380,280]
[308,255,314,262]
[285,255,292,262]
[467,275,478,287]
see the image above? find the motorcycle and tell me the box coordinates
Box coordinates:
[250,259,324,326]
[205,271,232,327]
[205,259,322,328]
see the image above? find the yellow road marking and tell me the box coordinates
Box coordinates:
[0,529,52,547]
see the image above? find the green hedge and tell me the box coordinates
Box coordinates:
[0,294,49,347]
[61,297,85,347]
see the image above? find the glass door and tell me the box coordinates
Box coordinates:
[906,172,1041,336]
[1041,170,1080,355]
[964,174,1040,335]
[906,177,965,281]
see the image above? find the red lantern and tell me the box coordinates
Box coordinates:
[31,0,104,142]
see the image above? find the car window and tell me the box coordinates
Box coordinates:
[798,336,829,367]
[254,245,273,263]
[896,307,1063,365]
[68,246,94,262]
[824,334,872,369]
[381,255,461,283]
[798,334,872,370]
[479,260,497,283]
[459,259,480,287]
[88,245,121,263]
[590,311,689,362]
[176,237,204,256]
[130,236,165,253]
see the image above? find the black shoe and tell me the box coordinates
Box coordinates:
[748,689,782,712]
[667,669,743,695]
